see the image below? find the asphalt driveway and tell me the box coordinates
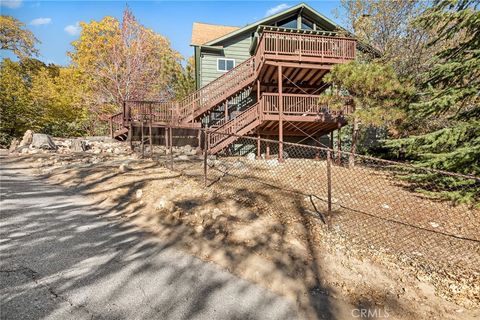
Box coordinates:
[0,169,298,320]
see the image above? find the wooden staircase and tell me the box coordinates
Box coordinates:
[208,103,261,154]
[175,57,257,124]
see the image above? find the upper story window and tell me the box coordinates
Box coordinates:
[217,58,235,72]
[277,16,297,29]
[301,18,314,30]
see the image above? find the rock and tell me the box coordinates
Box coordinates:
[118,163,130,173]
[21,147,29,154]
[71,139,86,152]
[212,208,223,219]
[381,203,390,209]
[194,225,204,234]
[106,148,113,153]
[246,152,256,161]
[429,222,440,228]
[113,148,120,154]
[232,161,245,169]
[31,134,57,150]
[266,159,279,167]
[183,145,192,152]
[154,197,175,212]
[19,130,34,147]
[136,189,143,199]
[177,155,189,161]
[8,138,19,153]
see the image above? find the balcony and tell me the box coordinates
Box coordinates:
[254,29,357,68]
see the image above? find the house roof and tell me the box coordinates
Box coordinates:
[191,22,240,46]
[203,3,344,46]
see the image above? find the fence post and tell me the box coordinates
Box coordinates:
[204,129,209,187]
[327,149,332,214]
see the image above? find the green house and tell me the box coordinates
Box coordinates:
[191,3,348,90]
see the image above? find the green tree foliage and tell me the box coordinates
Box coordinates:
[320,61,413,164]
[174,56,196,100]
[0,58,90,146]
[0,15,39,58]
[384,0,479,205]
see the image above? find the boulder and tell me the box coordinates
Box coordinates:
[183,145,192,152]
[212,208,224,219]
[31,134,57,150]
[19,130,34,147]
[154,197,176,212]
[177,155,189,161]
[246,152,256,161]
[71,139,87,152]
[118,162,130,173]
[8,138,19,153]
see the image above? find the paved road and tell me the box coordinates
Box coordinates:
[0,169,298,320]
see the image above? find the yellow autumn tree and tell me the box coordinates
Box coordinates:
[69,7,182,114]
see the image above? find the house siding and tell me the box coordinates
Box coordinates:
[200,33,252,88]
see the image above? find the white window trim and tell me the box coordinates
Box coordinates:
[217,58,236,72]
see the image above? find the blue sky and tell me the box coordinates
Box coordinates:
[1,0,345,65]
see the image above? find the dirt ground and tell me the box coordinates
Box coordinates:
[1,149,479,320]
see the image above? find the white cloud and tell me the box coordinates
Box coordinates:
[1,0,23,9]
[64,22,81,36]
[30,17,52,26]
[265,3,291,17]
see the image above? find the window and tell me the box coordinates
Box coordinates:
[217,58,235,72]
[277,16,297,29]
[301,18,314,30]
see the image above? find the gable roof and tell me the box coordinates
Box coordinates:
[203,3,345,46]
[191,22,240,46]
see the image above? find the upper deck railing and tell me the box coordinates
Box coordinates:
[255,30,356,67]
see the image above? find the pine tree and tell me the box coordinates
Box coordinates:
[385,0,480,205]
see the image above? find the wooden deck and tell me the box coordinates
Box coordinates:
[109,30,357,155]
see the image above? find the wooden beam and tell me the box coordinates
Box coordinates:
[264,60,333,70]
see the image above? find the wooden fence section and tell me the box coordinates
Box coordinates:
[125,101,174,123]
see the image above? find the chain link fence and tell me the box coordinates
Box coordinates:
[138,128,479,295]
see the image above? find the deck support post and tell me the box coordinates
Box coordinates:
[327,149,332,214]
[204,129,209,187]
[330,131,334,160]
[257,134,261,159]
[165,126,169,150]
[149,105,153,158]
[224,102,228,121]
[128,124,133,151]
[169,127,173,170]
[278,65,284,162]
[197,129,202,150]
[141,117,145,158]
[266,136,270,160]
[337,126,342,165]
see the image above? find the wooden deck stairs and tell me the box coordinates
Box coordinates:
[108,30,357,151]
